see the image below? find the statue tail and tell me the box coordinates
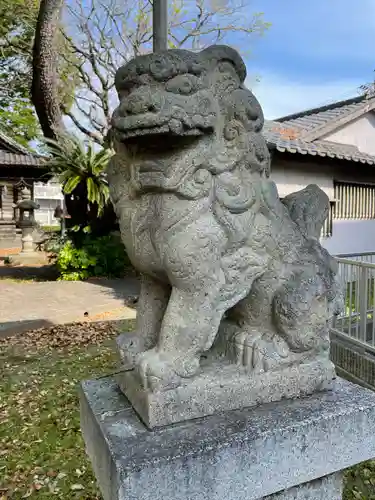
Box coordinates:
[281,184,329,239]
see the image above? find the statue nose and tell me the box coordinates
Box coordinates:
[123,93,158,115]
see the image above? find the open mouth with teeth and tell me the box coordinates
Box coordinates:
[123,131,203,155]
[114,115,215,155]
[112,112,217,186]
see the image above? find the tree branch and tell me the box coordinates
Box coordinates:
[63,107,104,144]
[37,0,270,143]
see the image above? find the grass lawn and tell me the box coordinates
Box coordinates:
[0,320,134,499]
[0,320,375,499]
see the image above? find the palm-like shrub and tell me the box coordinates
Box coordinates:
[44,134,114,217]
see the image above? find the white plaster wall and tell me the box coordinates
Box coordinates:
[322,220,375,256]
[271,159,375,256]
[323,111,375,156]
[34,180,63,226]
[34,179,63,200]
[271,162,334,200]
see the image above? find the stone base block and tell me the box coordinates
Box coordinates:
[265,473,343,499]
[80,377,375,500]
[115,358,335,428]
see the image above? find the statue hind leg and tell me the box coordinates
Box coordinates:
[225,273,292,372]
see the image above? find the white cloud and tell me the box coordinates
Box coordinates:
[247,72,364,120]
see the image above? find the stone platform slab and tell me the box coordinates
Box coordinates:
[265,473,342,499]
[116,357,335,428]
[80,377,375,500]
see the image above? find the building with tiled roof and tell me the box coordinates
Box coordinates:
[264,95,375,165]
[0,130,45,167]
[262,94,375,255]
[0,131,51,245]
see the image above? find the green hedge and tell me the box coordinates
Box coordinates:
[55,233,131,280]
[41,225,61,233]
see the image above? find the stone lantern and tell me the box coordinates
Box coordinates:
[14,184,40,254]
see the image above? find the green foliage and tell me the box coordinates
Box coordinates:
[41,224,60,233]
[55,233,130,281]
[338,280,375,338]
[0,322,127,498]
[44,134,114,216]
[0,0,42,146]
[344,460,375,499]
[0,0,80,147]
[0,97,41,147]
[0,0,39,94]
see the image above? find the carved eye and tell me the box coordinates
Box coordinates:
[224,121,242,141]
[165,74,200,95]
[150,57,175,80]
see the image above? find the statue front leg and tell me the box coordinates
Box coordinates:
[117,273,171,368]
[134,213,232,391]
[136,284,224,391]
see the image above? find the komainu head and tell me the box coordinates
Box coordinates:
[111,45,270,193]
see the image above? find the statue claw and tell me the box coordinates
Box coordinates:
[234,330,290,373]
[136,348,200,392]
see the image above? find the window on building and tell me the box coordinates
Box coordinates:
[321,201,334,238]
[334,181,375,220]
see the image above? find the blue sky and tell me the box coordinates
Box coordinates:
[247,0,374,118]
[64,0,375,139]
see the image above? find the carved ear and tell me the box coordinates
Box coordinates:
[200,45,247,83]
[225,88,264,133]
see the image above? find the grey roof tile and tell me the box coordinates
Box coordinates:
[0,129,46,168]
[0,151,45,167]
[263,95,375,165]
[275,96,366,132]
[0,130,35,155]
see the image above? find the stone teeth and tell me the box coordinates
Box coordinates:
[121,125,170,138]
[192,114,204,127]
[168,119,184,134]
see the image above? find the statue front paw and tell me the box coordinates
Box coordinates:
[117,333,149,369]
[234,329,289,372]
[136,348,200,392]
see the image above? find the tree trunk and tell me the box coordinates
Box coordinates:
[31,0,66,140]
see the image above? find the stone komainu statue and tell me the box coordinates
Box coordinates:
[107,45,343,392]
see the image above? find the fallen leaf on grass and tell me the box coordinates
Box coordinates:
[1,320,134,500]
[70,483,84,491]
[0,321,121,351]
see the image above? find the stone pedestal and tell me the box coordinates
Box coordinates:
[20,226,35,253]
[10,225,44,264]
[80,377,375,500]
[115,354,335,429]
